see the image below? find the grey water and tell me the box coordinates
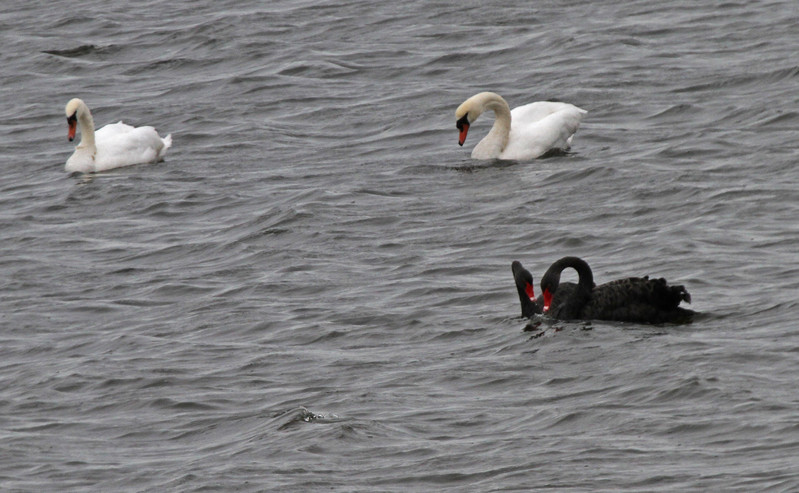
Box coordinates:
[2,0,799,491]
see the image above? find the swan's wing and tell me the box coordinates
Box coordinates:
[94,123,169,171]
[596,277,690,309]
[503,103,587,159]
[584,277,692,322]
[102,125,164,156]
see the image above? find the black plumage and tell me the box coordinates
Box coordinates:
[512,257,694,324]
[511,260,543,318]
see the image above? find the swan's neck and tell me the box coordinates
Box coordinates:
[473,96,511,158]
[485,99,511,150]
[512,261,541,317]
[77,106,96,150]
[544,256,594,293]
[572,259,594,291]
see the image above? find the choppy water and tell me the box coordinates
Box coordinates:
[2,0,799,491]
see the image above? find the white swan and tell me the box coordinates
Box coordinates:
[455,92,586,160]
[64,98,172,173]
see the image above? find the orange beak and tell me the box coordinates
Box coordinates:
[542,288,552,313]
[67,116,77,141]
[458,123,469,146]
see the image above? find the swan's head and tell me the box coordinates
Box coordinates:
[539,270,561,314]
[455,92,505,146]
[511,261,535,301]
[455,100,476,146]
[65,98,85,141]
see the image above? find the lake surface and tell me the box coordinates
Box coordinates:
[2,0,799,491]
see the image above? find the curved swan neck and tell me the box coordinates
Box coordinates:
[485,99,511,150]
[76,102,96,149]
[512,261,541,317]
[541,256,594,293]
[66,99,96,149]
[471,93,511,157]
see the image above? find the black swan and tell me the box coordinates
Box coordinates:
[512,257,693,324]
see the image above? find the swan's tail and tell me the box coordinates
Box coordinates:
[157,134,173,161]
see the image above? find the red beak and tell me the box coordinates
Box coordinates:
[525,282,535,301]
[458,123,469,146]
[68,119,77,141]
[542,288,552,313]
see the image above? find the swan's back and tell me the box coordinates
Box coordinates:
[510,101,583,124]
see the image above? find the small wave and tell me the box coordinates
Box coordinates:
[673,65,799,94]
[277,60,359,79]
[43,44,120,58]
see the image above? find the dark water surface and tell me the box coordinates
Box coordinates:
[2,1,799,491]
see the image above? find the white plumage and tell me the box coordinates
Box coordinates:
[64,98,172,173]
[455,92,586,161]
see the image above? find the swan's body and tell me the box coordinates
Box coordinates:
[64,98,172,173]
[512,257,694,324]
[455,92,586,160]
